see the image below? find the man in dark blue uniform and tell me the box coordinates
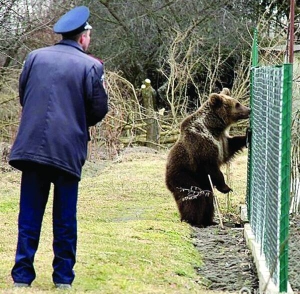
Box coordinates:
[9,6,108,289]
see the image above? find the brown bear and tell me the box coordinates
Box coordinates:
[165,88,250,227]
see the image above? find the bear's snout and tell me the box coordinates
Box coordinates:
[239,106,251,119]
[244,107,251,118]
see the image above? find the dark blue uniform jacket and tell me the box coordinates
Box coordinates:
[9,40,108,179]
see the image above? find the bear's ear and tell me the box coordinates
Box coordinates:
[209,93,224,108]
[220,88,230,95]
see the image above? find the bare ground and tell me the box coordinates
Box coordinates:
[192,221,259,293]
[288,214,300,293]
[191,213,300,294]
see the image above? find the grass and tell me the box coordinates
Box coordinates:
[0,149,248,293]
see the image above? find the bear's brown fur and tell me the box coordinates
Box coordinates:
[165,88,250,227]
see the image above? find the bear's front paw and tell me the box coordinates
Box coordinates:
[246,127,252,148]
[216,184,233,194]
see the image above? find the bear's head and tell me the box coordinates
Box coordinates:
[209,88,250,126]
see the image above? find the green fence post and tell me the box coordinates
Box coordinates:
[279,63,293,293]
[252,29,258,67]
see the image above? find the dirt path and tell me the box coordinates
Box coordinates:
[192,223,259,293]
[192,214,300,294]
[288,215,300,293]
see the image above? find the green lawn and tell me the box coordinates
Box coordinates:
[0,150,247,293]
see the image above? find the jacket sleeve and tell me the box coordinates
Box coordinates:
[85,63,109,127]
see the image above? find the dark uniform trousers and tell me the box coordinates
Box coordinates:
[11,164,79,285]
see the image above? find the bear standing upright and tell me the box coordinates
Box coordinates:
[165,88,250,227]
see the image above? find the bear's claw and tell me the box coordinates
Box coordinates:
[217,185,233,194]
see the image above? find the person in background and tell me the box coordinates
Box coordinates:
[9,6,108,289]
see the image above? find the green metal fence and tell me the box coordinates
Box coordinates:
[247,34,292,292]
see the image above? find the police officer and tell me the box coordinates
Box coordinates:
[9,6,108,289]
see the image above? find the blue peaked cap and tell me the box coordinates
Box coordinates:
[53,6,92,36]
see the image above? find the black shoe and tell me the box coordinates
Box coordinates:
[55,283,72,289]
[14,282,30,288]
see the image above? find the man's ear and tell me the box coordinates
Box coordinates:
[78,32,87,46]
[209,93,223,108]
[78,35,84,46]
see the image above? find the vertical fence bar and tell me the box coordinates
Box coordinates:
[252,29,258,67]
[279,63,293,293]
[247,28,258,221]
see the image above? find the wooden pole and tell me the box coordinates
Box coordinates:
[289,0,295,63]
[208,174,224,229]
